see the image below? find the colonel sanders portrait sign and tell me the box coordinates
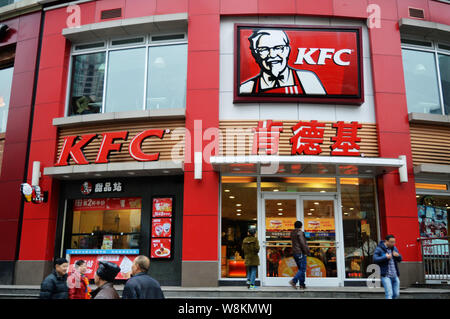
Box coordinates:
[234,25,364,104]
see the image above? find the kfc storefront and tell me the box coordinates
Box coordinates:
[17,0,436,288]
[215,19,415,287]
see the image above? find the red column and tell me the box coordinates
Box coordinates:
[369,0,420,263]
[0,12,41,266]
[18,7,72,262]
[182,1,221,265]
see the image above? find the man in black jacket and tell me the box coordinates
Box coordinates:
[39,258,69,299]
[122,255,164,299]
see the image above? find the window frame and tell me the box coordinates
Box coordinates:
[401,36,450,116]
[65,33,188,117]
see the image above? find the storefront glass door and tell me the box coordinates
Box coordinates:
[260,194,342,287]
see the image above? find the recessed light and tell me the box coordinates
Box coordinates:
[273,189,279,192]
[252,218,257,220]
[236,213,242,216]
[236,204,242,207]
[310,208,315,211]
[127,172,135,175]
[278,208,283,211]
[229,196,235,199]
[307,213,312,216]
[94,173,102,177]
[314,202,319,205]
[162,170,170,174]
[416,195,420,198]
[224,189,230,192]
[62,175,69,178]
[350,208,354,210]
[277,203,282,206]
[278,213,283,216]
[320,190,326,193]
[344,212,349,215]
[236,209,242,212]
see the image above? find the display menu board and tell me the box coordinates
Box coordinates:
[67,254,137,280]
[151,197,174,259]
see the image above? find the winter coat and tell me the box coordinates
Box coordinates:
[373,241,402,277]
[67,270,91,299]
[39,270,69,299]
[122,272,165,299]
[91,282,120,299]
[242,236,260,266]
[291,228,310,255]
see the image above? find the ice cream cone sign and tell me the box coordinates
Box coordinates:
[20,183,33,202]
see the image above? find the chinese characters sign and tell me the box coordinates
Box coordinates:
[235,24,363,104]
[252,120,363,156]
[81,181,123,195]
[151,197,174,259]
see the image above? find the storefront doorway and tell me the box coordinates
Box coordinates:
[260,194,343,287]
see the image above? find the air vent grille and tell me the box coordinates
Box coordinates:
[101,8,122,20]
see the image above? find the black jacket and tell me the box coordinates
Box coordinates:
[39,270,69,299]
[122,272,165,299]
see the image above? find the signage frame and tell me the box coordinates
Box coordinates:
[234,24,364,105]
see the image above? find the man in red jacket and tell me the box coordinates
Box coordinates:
[67,259,91,299]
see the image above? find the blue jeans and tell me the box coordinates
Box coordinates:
[381,276,400,299]
[246,266,257,286]
[292,253,307,286]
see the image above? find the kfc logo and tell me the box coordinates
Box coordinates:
[240,29,326,95]
[235,25,363,104]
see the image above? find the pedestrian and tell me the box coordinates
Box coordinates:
[122,255,165,299]
[289,221,310,289]
[373,234,403,299]
[67,259,91,299]
[242,228,260,290]
[90,261,121,299]
[39,258,69,299]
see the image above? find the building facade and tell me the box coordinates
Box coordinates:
[0,0,449,287]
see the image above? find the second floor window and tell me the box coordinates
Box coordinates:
[68,34,187,116]
[401,38,450,116]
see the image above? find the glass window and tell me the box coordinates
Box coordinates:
[105,47,146,113]
[147,44,187,109]
[0,66,13,134]
[402,49,442,114]
[221,176,257,278]
[0,0,15,8]
[417,194,449,238]
[0,66,13,132]
[438,54,450,115]
[69,52,105,116]
[70,197,141,250]
[68,38,187,116]
[340,178,378,279]
[261,177,337,193]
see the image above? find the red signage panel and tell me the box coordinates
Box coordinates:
[235,24,363,104]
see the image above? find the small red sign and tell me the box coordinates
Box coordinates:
[150,239,171,259]
[152,198,173,218]
[152,218,172,238]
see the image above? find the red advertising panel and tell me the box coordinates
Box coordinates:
[235,24,363,104]
[152,218,172,238]
[68,255,138,280]
[152,198,173,217]
[150,239,171,258]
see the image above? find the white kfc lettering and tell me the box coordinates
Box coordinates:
[294,48,352,66]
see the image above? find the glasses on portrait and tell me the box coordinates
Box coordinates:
[255,45,288,57]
